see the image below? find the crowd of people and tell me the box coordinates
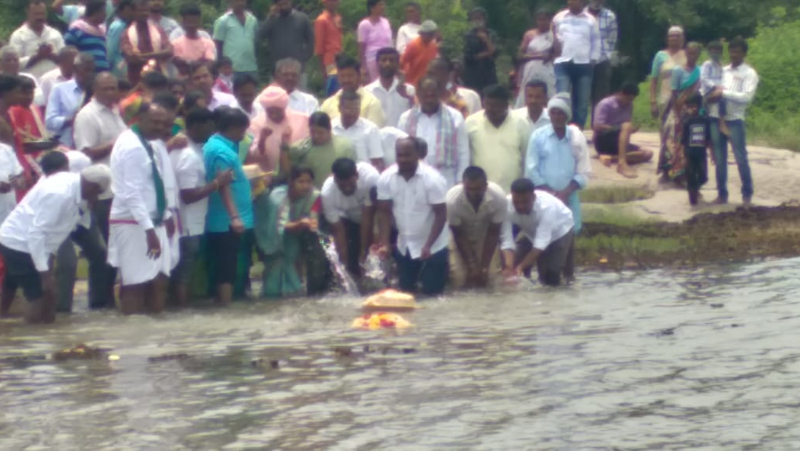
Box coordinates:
[0,0,758,324]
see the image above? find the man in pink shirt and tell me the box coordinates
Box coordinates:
[171,4,216,76]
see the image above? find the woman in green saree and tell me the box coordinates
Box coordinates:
[659,42,702,182]
[255,167,332,298]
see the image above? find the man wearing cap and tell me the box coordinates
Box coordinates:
[0,165,111,324]
[400,20,439,87]
[525,93,591,236]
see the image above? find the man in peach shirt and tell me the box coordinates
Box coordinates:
[171,4,216,76]
[400,20,438,87]
[314,0,342,96]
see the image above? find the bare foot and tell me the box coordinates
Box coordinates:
[599,155,613,167]
[617,165,638,179]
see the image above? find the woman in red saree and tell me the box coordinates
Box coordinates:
[8,76,57,200]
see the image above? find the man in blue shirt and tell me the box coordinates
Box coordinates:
[203,107,253,305]
[45,53,95,148]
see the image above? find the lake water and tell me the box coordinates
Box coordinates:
[2,258,800,450]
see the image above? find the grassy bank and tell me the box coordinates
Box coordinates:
[576,204,800,270]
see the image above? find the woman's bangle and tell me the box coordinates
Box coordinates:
[212,180,219,190]
[230,214,240,220]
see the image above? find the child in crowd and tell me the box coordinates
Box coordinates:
[681,94,711,206]
[170,78,186,102]
[700,40,729,137]
[213,57,234,94]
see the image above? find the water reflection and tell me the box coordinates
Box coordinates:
[3,259,800,449]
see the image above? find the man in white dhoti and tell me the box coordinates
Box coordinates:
[108,102,177,315]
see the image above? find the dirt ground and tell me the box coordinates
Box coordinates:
[578,131,800,270]
[584,131,800,222]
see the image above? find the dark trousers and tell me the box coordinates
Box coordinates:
[685,146,708,192]
[555,61,593,128]
[55,223,109,312]
[515,231,575,286]
[55,198,116,312]
[395,247,448,296]
[342,219,362,278]
[709,120,753,200]
[90,199,117,308]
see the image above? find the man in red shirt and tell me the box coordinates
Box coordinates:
[314,0,342,96]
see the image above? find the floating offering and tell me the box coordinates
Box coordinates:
[361,289,418,311]
[52,344,109,361]
[351,313,412,330]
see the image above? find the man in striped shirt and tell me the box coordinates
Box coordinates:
[64,0,110,73]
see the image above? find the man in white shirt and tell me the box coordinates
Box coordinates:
[398,76,469,188]
[0,166,110,323]
[552,0,601,129]
[513,80,551,137]
[706,37,759,206]
[375,137,449,295]
[379,126,407,167]
[322,158,379,278]
[170,108,233,306]
[366,48,415,128]
[8,0,65,79]
[187,60,237,111]
[396,2,421,54]
[275,57,319,115]
[73,72,128,309]
[108,103,177,315]
[33,151,102,314]
[447,166,507,289]
[39,46,78,108]
[332,91,385,170]
[45,53,95,148]
[501,178,575,287]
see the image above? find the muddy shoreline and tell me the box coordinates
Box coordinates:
[576,204,800,270]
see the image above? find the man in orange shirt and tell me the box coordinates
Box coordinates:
[314,0,343,96]
[400,20,439,87]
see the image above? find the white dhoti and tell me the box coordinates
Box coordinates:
[108,223,172,286]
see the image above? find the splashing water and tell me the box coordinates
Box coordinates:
[318,234,359,295]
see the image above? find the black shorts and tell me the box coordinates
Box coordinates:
[206,230,241,285]
[595,129,640,156]
[0,244,44,300]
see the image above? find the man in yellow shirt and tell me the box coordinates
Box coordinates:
[320,54,385,127]
[465,84,529,192]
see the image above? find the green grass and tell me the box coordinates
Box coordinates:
[577,234,686,256]
[583,207,653,227]
[581,186,655,204]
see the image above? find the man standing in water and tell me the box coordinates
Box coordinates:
[107,102,177,315]
[0,166,110,323]
[502,178,575,287]
[447,166,508,289]
[322,157,380,278]
[375,137,449,296]
[525,94,591,235]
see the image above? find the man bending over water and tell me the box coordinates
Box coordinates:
[502,178,575,287]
